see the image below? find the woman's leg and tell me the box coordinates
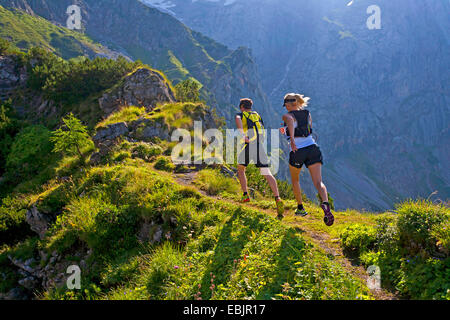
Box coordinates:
[307,163,328,202]
[237,164,248,194]
[289,165,303,205]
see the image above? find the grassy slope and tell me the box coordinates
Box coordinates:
[0,104,375,300]
[0,6,112,60]
[1,102,449,300]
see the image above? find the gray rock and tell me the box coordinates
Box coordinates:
[25,204,52,239]
[98,67,175,116]
[18,276,39,290]
[93,122,129,143]
[0,287,29,300]
[130,118,170,141]
[152,226,163,244]
[0,54,27,100]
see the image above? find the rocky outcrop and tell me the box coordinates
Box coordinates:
[91,118,170,164]
[0,54,27,100]
[25,204,53,240]
[5,248,93,298]
[98,68,176,116]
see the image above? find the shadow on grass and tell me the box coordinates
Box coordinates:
[199,206,267,299]
[256,228,307,299]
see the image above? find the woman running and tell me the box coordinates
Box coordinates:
[280,93,334,226]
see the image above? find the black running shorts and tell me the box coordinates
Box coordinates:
[289,144,323,169]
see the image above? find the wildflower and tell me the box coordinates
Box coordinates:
[174,265,179,269]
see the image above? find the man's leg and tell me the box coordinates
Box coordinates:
[237,164,248,194]
[260,168,280,198]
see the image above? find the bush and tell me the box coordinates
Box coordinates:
[0,195,33,244]
[6,125,54,180]
[431,220,450,255]
[0,38,10,54]
[131,143,162,161]
[340,224,377,254]
[396,199,449,256]
[0,99,23,175]
[175,78,201,102]
[25,47,142,105]
[346,201,450,299]
[397,256,450,300]
[154,156,175,172]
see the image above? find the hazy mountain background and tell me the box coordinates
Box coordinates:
[141,0,450,211]
[0,0,448,211]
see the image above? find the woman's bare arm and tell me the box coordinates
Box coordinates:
[282,113,298,151]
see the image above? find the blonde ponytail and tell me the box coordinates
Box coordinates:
[284,93,311,110]
[295,93,310,108]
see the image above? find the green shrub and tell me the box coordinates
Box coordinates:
[0,195,32,244]
[25,47,142,105]
[0,99,23,175]
[6,125,54,180]
[50,113,93,162]
[397,256,450,300]
[0,38,10,54]
[352,201,450,299]
[340,224,377,254]
[154,156,175,172]
[175,78,201,102]
[131,143,162,161]
[431,220,450,255]
[113,151,131,162]
[396,199,449,256]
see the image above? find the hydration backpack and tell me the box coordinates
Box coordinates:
[240,111,265,142]
[284,109,312,138]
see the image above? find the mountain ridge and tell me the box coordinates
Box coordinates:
[0,0,275,126]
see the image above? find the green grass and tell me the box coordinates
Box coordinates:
[194,168,240,196]
[96,106,146,130]
[0,158,373,299]
[0,6,109,59]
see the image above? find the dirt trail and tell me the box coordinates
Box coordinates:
[174,171,398,300]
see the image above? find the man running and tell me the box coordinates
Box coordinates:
[235,98,284,218]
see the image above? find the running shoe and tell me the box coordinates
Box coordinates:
[294,207,308,217]
[321,202,335,226]
[241,194,250,203]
